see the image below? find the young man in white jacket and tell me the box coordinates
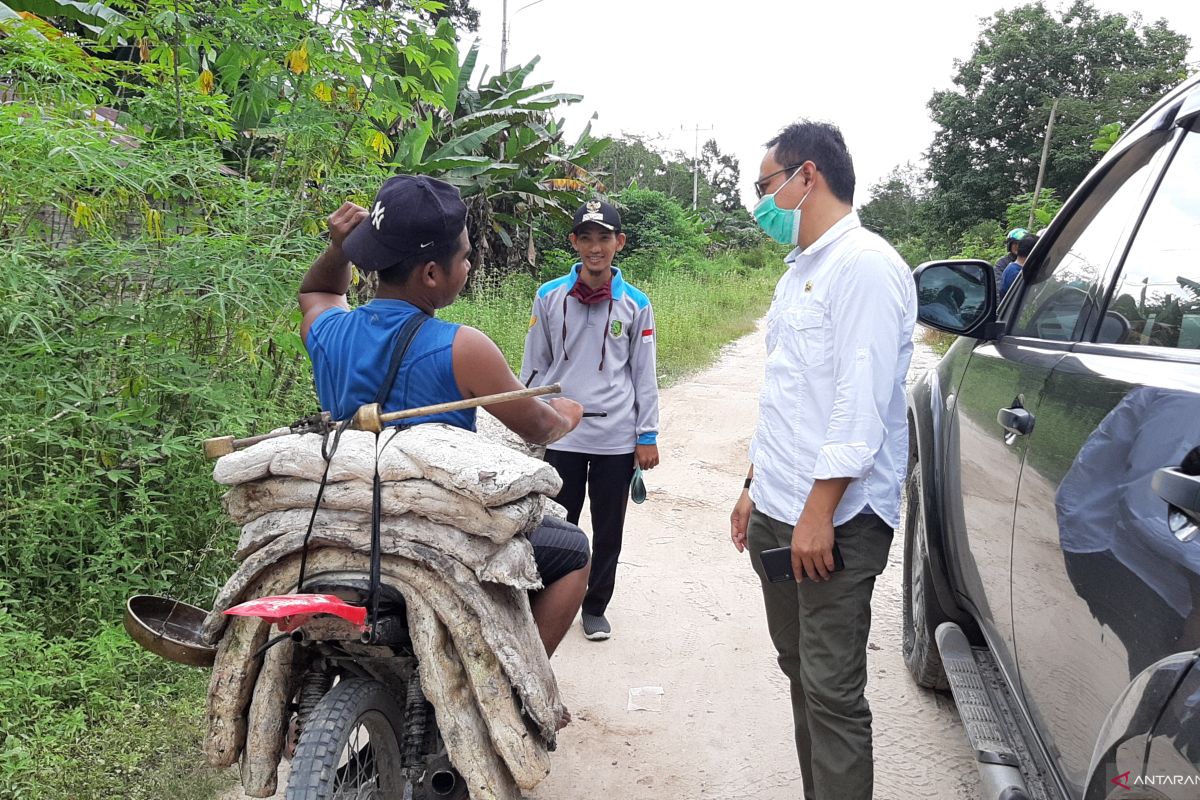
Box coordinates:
[521,200,660,640]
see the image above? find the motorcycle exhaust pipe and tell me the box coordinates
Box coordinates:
[425,754,461,797]
[429,769,459,796]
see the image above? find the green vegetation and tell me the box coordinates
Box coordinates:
[0,630,228,800]
[0,5,775,797]
[920,328,958,358]
[859,0,1190,263]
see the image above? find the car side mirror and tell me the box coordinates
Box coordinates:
[912,260,997,338]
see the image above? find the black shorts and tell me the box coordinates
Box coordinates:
[528,515,590,587]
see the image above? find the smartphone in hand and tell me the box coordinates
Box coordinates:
[761,543,845,582]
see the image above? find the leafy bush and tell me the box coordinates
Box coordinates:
[0,618,229,800]
[952,220,1006,263]
[1006,189,1062,235]
[615,188,708,258]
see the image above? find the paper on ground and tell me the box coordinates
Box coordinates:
[627,686,664,712]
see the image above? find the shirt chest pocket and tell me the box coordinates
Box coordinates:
[783,307,827,367]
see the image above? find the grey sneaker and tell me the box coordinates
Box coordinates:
[581,613,611,640]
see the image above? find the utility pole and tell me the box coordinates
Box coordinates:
[1029,96,1060,230]
[684,123,713,210]
[501,0,548,74]
[500,0,508,72]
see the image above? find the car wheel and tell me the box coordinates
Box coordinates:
[902,460,950,690]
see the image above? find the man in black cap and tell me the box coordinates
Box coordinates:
[298,175,591,661]
[520,199,661,642]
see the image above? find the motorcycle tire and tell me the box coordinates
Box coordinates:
[286,677,406,800]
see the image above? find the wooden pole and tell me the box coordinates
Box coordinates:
[353,383,562,432]
[204,384,564,456]
[1029,97,1060,231]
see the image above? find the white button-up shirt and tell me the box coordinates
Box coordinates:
[749,211,916,528]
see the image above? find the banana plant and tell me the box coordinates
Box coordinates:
[383,33,609,279]
[0,0,125,32]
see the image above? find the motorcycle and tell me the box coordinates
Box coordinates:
[232,577,467,800]
[127,386,567,799]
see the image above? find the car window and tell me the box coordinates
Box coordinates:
[1103,128,1200,350]
[1011,138,1166,342]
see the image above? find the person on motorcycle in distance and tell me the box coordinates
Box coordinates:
[297,175,591,670]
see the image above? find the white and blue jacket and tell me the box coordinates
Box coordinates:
[520,263,660,455]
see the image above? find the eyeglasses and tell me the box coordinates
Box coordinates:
[754,164,804,199]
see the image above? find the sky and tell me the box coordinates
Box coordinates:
[460,0,1200,210]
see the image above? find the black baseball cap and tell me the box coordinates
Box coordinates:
[572,199,621,233]
[341,175,467,272]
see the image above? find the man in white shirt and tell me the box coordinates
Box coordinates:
[730,122,916,800]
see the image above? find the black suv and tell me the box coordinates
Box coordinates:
[905,73,1200,800]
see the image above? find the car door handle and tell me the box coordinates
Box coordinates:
[997,406,1035,436]
[1153,467,1200,535]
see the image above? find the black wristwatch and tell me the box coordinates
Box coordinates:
[744,477,753,489]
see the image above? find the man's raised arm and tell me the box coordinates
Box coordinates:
[298,202,368,342]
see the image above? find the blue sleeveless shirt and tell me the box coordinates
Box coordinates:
[306,299,476,430]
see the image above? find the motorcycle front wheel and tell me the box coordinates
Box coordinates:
[286,677,406,800]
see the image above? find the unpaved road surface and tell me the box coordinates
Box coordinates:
[525,323,977,800]
[225,322,978,799]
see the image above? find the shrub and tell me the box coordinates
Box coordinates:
[614,188,708,258]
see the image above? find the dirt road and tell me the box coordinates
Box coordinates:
[523,322,978,800]
[224,321,979,799]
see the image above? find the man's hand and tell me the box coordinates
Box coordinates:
[730,489,753,553]
[547,397,583,436]
[328,202,368,250]
[635,443,659,470]
[790,514,836,582]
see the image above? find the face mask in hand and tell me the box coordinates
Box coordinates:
[753,169,813,245]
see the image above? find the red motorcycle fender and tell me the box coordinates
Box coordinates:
[224,593,368,633]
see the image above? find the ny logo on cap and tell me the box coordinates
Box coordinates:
[371,201,386,230]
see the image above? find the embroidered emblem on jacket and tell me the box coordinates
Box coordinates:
[610,320,623,337]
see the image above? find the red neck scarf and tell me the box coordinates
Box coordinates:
[568,279,612,305]
[562,276,615,370]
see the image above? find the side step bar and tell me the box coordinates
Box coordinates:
[935,622,1056,800]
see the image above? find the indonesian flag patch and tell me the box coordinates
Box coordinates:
[641,328,654,343]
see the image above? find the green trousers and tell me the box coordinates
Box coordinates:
[748,508,894,800]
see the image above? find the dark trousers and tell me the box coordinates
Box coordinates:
[748,508,894,800]
[544,449,635,617]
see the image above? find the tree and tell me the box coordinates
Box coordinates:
[597,134,746,215]
[858,163,927,242]
[599,135,694,203]
[425,0,478,32]
[924,0,1189,237]
[699,138,742,214]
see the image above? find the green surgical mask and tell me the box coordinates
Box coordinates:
[753,169,812,245]
[630,466,646,504]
